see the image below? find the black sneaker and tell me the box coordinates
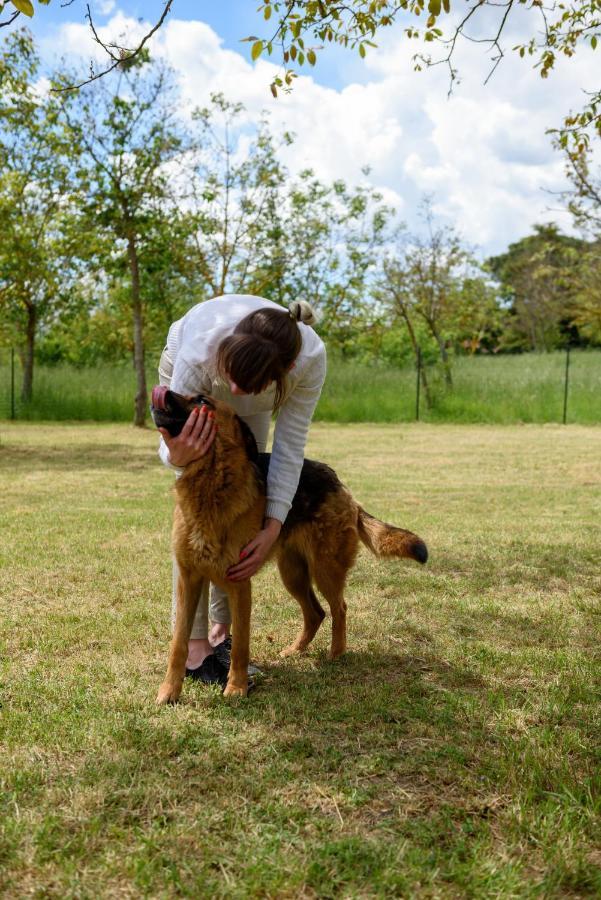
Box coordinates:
[185,653,228,688]
[213,637,263,677]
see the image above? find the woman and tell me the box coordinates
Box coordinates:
[157,293,326,687]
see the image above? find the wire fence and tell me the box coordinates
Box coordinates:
[1,346,601,425]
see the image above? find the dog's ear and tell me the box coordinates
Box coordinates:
[236,416,259,463]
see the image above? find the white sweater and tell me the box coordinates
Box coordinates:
[158,294,327,524]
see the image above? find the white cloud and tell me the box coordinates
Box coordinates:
[96,1,116,14]
[51,10,595,256]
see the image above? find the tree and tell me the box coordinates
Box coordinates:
[450,276,505,355]
[558,146,601,344]
[568,244,601,344]
[561,147,601,236]
[381,200,476,388]
[0,30,79,401]
[182,94,290,300]
[180,100,391,351]
[59,54,185,426]
[379,252,434,408]
[258,168,392,352]
[487,224,584,351]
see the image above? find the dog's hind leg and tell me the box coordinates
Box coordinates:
[313,567,348,661]
[313,529,358,660]
[156,570,203,705]
[278,549,325,657]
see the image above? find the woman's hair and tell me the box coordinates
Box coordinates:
[216,301,318,410]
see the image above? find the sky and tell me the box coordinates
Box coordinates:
[19,0,598,257]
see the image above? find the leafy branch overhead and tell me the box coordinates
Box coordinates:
[0,0,598,144]
[0,0,50,27]
[244,0,600,146]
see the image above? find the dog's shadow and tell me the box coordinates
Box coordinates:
[184,643,490,750]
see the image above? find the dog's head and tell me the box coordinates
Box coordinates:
[150,385,259,463]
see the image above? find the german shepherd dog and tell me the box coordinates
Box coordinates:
[151,387,428,702]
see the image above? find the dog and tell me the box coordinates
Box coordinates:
[151,387,428,702]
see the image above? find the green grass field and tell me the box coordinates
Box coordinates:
[1,350,600,424]
[1,421,600,897]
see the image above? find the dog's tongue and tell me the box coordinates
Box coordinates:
[151,385,168,410]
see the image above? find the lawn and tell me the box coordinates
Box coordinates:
[1,421,600,897]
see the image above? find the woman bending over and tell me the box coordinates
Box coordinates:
[157,294,325,687]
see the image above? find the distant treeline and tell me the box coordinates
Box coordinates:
[1,32,600,424]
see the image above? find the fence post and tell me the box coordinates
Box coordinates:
[562,345,571,425]
[10,347,16,420]
[416,346,421,422]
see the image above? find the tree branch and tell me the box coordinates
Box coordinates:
[53,0,175,92]
[0,8,20,28]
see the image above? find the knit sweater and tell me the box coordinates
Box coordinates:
[158,294,327,524]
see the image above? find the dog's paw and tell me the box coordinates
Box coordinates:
[279,641,305,658]
[223,682,248,699]
[156,682,181,705]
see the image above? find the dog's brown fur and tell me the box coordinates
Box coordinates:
[152,390,427,702]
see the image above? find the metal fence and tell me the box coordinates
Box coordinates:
[1,346,600,425]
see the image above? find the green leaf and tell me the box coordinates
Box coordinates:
[264,4,272,20]
[251,40,264,61]
[11,0,34,16]
[359,43,366,58]
[427,0,441,15]
[442,0,450,12]
[307,49,316,65]
[592,35,597,50]
[270,82,278,98]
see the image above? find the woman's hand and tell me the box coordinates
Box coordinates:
[227,518,282,582]
[158,405,217,468]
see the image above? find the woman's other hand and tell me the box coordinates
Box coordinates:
[227,518,282,581]
[158,405,217,468]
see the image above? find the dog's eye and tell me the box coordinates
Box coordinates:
[192,394,215,410]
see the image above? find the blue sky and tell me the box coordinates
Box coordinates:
[28,0,357,89]
[19,0,596,254]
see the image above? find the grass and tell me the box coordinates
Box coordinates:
[1,350,600,424]
[1,420,600,897]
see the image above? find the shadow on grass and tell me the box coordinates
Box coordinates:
[0,442,153,473]
[174,646,488,744]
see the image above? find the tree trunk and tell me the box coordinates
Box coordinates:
[127,231,147,427]
[21,303,36,403]
[429,320,453,389]
[399,306,432,408]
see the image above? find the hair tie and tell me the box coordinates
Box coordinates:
[288,300,319,327]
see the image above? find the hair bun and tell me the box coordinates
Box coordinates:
[288,300,319,326]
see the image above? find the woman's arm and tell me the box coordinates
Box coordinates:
[265,351,327,523]
[226,350,327,582]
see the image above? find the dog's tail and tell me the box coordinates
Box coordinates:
[357,506,428,564]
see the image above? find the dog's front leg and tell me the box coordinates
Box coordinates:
[224,581,251,699]
[156,570,203,705]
